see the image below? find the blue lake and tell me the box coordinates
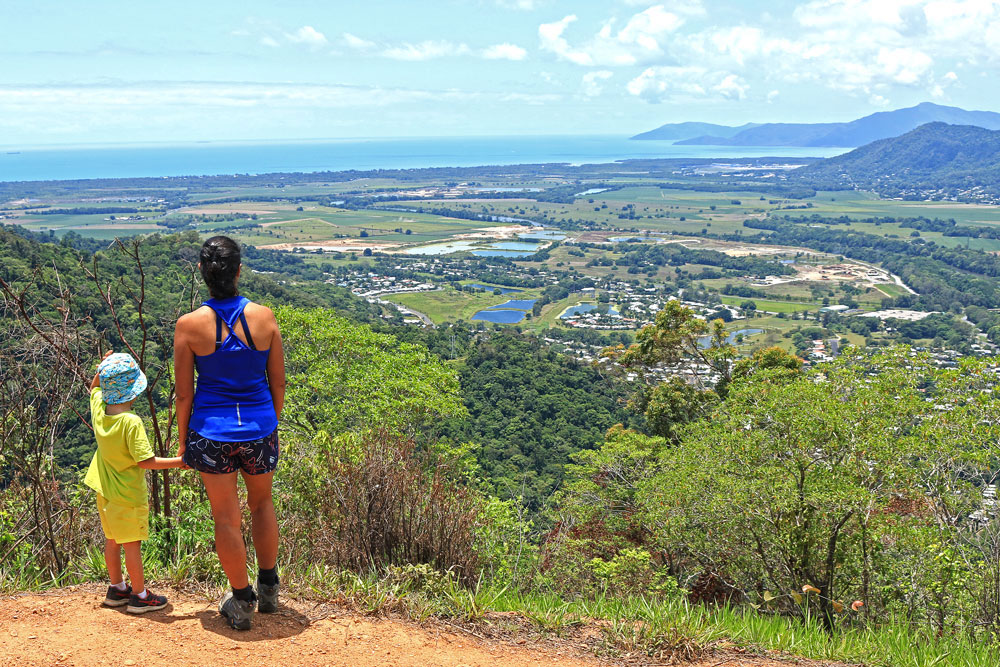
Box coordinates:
[472,249,536,258]
[404,240,479,255]
[519,230,566,240]
[491,241,544,251]
[560,303,620,319]
[471,310,526,324]
[699,328,765,347]
[488,299,537,310]
[466,283,522,294]
[609,236,646,243]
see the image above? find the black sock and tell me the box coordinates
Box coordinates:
[233,584,255,602]
[258,567,279,586]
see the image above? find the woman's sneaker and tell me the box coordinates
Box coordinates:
[219,590,256,630]
[257,579,279,613]
[103,584,132,607]
[126,590,168,614]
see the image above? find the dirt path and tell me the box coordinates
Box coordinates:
[0,586,851,667]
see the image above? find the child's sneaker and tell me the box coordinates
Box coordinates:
[257,579,279,613]
[126,590,168,614]
[103,584,132,607]
[219,590,256,630]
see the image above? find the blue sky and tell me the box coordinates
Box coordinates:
[3,0,1000,145]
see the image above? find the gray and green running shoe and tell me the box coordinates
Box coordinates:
[219,590,256,630]
[257,580,279,613]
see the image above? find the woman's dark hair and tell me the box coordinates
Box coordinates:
[200,236,241,298]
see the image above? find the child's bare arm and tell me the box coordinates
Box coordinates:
[136,456,186,470]
[89,351,114,391]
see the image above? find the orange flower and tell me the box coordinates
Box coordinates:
[802,584,821,594]
[851,600,864,611]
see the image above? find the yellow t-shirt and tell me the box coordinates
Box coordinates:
[83,388,155,508]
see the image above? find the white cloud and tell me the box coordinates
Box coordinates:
[286,26,328,48]
[539,15,591,65]
[707,26,764,66]
[383,40,471,61]
[626,66,751,103]
[343,32,376,50]
[539,6,686,66]
[0,81,568,142]
[713,73,749,100]
[581,70,614,97]
[876,46,933,85]
[0,81,561,112]
[627,66,708,101]
[495,0,543,9]
[482,43,528,60]
[621,0,705,14]
[259,36,279,48]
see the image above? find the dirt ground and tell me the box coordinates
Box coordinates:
[0,586,853,667]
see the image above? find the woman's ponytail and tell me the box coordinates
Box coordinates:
[199,236,241,298]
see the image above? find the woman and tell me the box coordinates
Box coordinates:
[174,235,286,631]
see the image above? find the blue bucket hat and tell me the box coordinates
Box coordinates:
[98,353,148,405]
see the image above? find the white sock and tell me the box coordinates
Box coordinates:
[112,581,127,592]
[138,589,149,599]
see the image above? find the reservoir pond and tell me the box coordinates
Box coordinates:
[466,284,521,294]
[471,310,526,324]
[488,299,537,310]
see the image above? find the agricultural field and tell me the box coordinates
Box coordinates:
[6,212,168,239]
[7,164,1000,346]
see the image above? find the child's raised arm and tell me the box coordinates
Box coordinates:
[88,350,114,391]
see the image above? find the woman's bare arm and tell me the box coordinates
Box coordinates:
[265,311,286,421]
[173,315,196,457]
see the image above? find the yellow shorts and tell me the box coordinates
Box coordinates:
[96,493,149,544]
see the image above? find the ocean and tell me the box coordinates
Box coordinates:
[0,135,849,183]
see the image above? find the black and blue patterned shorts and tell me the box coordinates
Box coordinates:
[183,429,279,475]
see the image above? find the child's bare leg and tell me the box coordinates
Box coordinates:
[104,539,124,585]
[122,541,145,593]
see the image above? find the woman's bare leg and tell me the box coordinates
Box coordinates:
[200,471,249,589]
[242,471,277,571]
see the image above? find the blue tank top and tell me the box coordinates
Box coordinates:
[189,297,277,441]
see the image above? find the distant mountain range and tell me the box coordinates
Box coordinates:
[632,103,1000,147]
[794,122,1000,199]
[630,121,761,141]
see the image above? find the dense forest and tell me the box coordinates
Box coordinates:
[440,333,631,508]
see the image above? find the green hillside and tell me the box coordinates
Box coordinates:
[796,122,1000,196]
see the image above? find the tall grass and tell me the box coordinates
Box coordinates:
[489,590,998,667]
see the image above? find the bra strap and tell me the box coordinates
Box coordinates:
[215,313,223,350]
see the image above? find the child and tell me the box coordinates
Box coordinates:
[83,352,185,614]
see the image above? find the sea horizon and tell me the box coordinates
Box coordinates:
[0,135,849,183]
